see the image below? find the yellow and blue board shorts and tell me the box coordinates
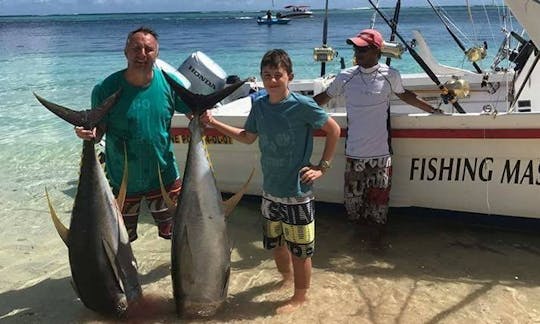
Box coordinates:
[261,192,315,258]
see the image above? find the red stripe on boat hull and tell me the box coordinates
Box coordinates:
[171,128,540,139]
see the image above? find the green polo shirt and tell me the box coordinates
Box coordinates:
[92,67,189,195]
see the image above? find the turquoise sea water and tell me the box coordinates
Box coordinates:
[0,6,518,216]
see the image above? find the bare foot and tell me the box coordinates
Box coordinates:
[275,297,307,314]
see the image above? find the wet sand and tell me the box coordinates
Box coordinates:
[1,196,540,323]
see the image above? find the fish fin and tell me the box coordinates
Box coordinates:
[202,134,215,172]
[116,142,128,212]
[223,168,255,217]
[157,164,176,210]
[102,237,126,293]
[113,216,141,301]
[114,207,140,301]
[33,89,121,129]
[117,210,131,245]
[180,226,195,286]
[44,188,69,246]
[162,70,247,115]
[221,266,231,298]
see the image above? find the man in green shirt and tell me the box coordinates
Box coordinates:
[75,26,189,242]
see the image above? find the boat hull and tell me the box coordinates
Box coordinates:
[256,18,290,25]
[171,110,540,219]
[280,12,312,19]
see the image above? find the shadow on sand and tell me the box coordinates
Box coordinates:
[6,193,539,323]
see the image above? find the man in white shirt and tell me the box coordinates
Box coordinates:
[314,29,441,248]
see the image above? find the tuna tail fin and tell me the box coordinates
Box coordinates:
[33,89,121,129]
[102,237,125,294]
[223,168,255,217]
[162,70,247,115]
[116,142,128,212]
[44,188,69,246]
[157,164,176,210]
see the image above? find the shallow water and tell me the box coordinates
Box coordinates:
[1,196,540,323]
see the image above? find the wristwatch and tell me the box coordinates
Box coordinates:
[318,160,331,173]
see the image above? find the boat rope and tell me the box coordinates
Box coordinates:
[369,0,379,29]
[427,0,484,73]
[435,1,473,44]
[465,0,479,43]
[480,0,496,46]
[500,0,516,35]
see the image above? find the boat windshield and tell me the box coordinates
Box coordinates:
[284,5,311,12]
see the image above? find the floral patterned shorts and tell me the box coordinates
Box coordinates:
[344,157,392,225]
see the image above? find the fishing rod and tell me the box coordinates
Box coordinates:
[385,0,401,66]
[426,0,498,93]
[426,0,483,74]
[313,0,335,76]
[320,0,330,76]
[367,0,466,113]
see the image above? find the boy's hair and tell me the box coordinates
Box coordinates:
[126,26,159,46]
[260,49,293,74]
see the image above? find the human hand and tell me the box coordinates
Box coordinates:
[74,126,97,141]
[299,165,324,184]
[200,110,214,125]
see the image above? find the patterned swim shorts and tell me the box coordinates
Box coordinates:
[344,156,392,225]
[120,179,181,242]
[260,192,315,259]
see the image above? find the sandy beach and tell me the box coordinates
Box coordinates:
[1,193,540,324]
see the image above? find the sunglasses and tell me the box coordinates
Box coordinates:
[353,46,376,53]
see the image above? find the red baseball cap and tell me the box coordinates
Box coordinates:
[346,29,384,49]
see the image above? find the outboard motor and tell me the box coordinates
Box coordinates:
[178,51,227,95]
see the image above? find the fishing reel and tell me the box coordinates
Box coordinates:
[465,44,487,62]
[313,46,336,62]
[381,41,405,59]
[441,76,470,104]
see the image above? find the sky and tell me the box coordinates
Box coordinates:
[0,0,499,16]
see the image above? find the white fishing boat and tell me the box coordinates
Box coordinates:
[278,5,313,19]
[169,0,540,219]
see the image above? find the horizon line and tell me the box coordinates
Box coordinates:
[0,4,505,18]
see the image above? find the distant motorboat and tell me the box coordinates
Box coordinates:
[256,16,291,25]
[279,5,313,19]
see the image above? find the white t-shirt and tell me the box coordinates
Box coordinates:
[326,63,405,159]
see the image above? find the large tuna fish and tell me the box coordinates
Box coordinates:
[162,72,252,318]
[33,90,142,317]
